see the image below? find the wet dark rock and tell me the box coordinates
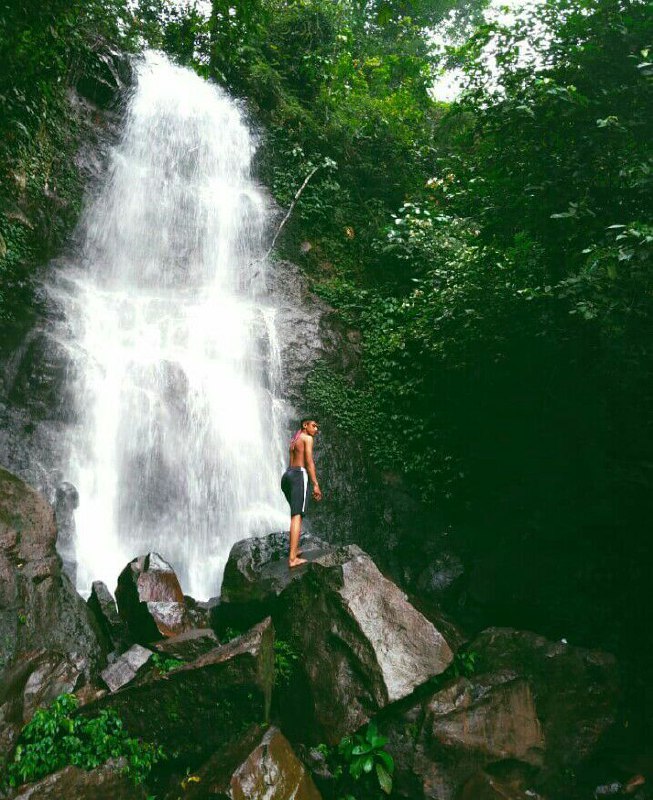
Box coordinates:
[153,628,219,661]
[0,467,104,674]
[380,626,619,800]
[218,531,330,632]
[277,543,455,743]
[0,650,85,762]
[415,550,465,601]
[177,725,322,800]
[409,674,545,799]
[53,482,78,580]
[76,44,132,108]
[100,644,153,692]
[115,552,192,644]
[471,627,619,771]
[459,769,542,800]
[87,580,131,653]
[7,760,146,799]
[183,594,213,629]
[6,332,78,425]
[82,618,275,767]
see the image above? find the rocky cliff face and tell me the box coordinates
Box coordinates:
[0,52,128,509]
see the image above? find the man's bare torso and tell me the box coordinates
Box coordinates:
[289,432,310,468]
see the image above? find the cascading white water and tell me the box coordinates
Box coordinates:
[51,52,290,599]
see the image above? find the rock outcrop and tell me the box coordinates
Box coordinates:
[115,552,192,643]
[82,618,275,767]
[379,627,619,800]
[100,644,153,692]
[470,627,619,773]
[0,650,86,760]
[153,628,219,661]
[0,467,104,674]
[178,725,322,800]
[87,580,130,654]
[7,760,146,800]
[221,533,455,743]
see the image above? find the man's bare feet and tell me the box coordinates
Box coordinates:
[288,557,308,568]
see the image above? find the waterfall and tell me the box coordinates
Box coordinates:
[50,52,290,599]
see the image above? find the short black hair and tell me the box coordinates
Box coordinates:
[300,417,317,427]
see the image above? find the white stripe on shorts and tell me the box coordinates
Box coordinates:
[300,467,308,513]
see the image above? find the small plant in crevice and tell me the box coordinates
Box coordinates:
[1,693,165,790]
[274,639,300,688]
[318,721,395,799]
[452,649,477,678]
[150,653,184,674]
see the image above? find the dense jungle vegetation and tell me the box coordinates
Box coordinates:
[2,0,652,669]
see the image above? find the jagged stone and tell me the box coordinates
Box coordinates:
[221,532,329,602]
[459,770,542,800]
[7,760,146,799]
[0,467,104,675]
[470,627,619,770]
[100,644,153,692]
[0,650,86,762]
[115,552,191,643]
[184,595,214,629]
[380,627,619,800]
[88,580,131,653]
[410,675,545,799]
[82,618,275,767]
[153,628,219,661]
[277,543,454,743]
[178,725,322,800]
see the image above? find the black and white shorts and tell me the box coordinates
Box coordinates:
[281,467,309,517]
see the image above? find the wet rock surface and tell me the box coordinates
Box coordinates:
[7,760,147,799]
[115,552,192,643]
[100,644,153,692]
[0,650,85,762]
[153,628,219,661]
[470,627,619,770]
[177,725,322,800]
[82,618,275,767]
[218,531,331,631]
[87,580,130,653]
[277,543,455,743]
[0,467,104,673]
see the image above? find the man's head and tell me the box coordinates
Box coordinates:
[301,418,319,437]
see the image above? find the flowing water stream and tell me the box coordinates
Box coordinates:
[50,52,290,599]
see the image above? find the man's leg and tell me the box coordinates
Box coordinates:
[289,514,307,567]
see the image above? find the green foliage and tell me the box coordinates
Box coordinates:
[2,694,165,790]
[150,653,184,674]
[273,639,300,688]
[319,721,395,799]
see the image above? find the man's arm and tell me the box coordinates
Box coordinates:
[304,435,322,501]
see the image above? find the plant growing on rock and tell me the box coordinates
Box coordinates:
[2,693,165,789]
[318,721,395,798]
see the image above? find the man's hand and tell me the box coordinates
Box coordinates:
[312,484,323,501]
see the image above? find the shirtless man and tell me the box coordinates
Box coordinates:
[280,418,323,567]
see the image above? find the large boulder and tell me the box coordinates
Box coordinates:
[218,532,330,631]
[0,467,104,674]
[7,760,146,799]
[380,627,619,800]
[410,674,545,799]
[153,628,219,661]
[115,552,192,644]
[87,580,131,654]
[100,644,153,692]
[470,627,619,774]
[0,650,86,760]
[81,618,275,767]
[277,544,455,743]
[177,725,322,800]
